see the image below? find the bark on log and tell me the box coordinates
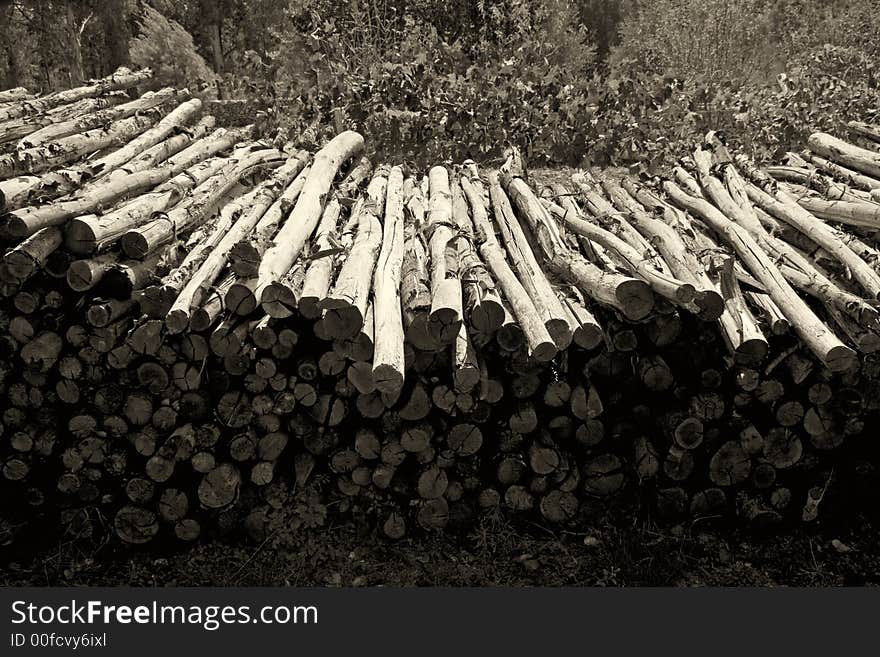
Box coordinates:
[808,132,880,179]
[372,166,406,395]
[425,166,463,345]
[121,146,283,259]
[664,175,856,372]
[165,151,308,332]
[254,131,364,310]
[0,67,153,123]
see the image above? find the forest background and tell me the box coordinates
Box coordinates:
[1,0,878,169]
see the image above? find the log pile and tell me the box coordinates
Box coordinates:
[1,71,880,546]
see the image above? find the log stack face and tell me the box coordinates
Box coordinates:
[1,72,880,545]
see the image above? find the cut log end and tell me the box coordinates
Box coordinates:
[616,279,654,320]
[261,282,298,319]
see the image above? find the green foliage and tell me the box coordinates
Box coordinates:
[129,5,218,96]
[273,0,597,164]
[3,0,880,171]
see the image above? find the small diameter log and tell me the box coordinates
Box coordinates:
[801,151,880,192]
[255,131,364,309]
[372,166,406,395]
[425,166,463,345]
[715,255,769,366]
[461,166,555,361]
[557,285,603,350]
[296,198,341,319]
[65,126,255,254]
[0,68,153,123]
[495,155,574,348]
[317,166,389,330]
[666,163,856,372]
[121,146,284,259]
[401,176,438,350]
[556,179,695,307]
[165,151,309,332]
[740,157,880,300]
[603,178,724,320]
[0,110,163,179]
[18,87,181,149]
[451,172,504,338]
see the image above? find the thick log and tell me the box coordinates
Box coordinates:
[808,132,880,179]
[228,164,311,280]
[0,226,62,286]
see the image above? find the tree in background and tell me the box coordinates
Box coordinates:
[100,0,132,74]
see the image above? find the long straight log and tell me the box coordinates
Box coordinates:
[462,167,556,361]
[65,149,236,255]
[0,93,128,147]
[452,170,504,339]
[0,67,153,123]
[400,177,437,350]
[228,164,311,280]
[800,150,880,195]
[18,87,183,149]
[120,146,283,259]
[372,166,406,395]
[425,166,463,345]
[0,110,163,178]
[318,166,388,331]
[789,194,880,230]
[164,151,309,332]
[663,177,856,372]
[295,198,340,319]
[254,131,364,310]
[493,160,573,349]
[3,115,216,212]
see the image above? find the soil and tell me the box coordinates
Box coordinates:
[2,498,879,587]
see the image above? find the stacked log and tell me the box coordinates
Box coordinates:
[1,73,880,547]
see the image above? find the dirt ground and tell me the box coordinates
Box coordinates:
[2,500,879,587]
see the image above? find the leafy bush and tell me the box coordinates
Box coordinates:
[272,0,598,164]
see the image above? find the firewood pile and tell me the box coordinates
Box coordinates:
[1,68,879,546]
